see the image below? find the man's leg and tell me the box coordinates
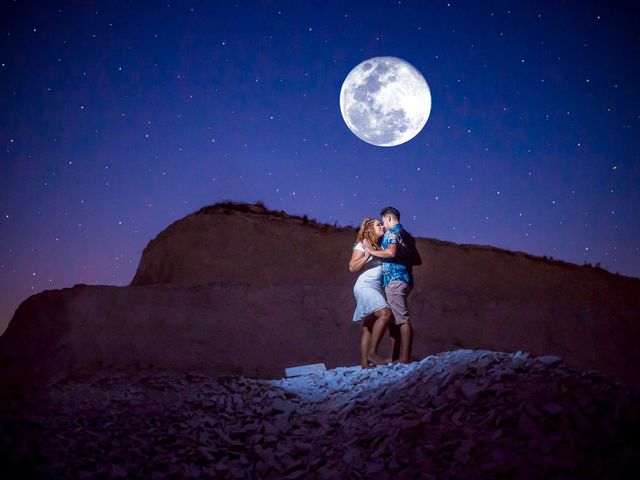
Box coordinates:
[367,307,391,365]
[385,281,413,363]
[399,322,413,363]
[388,322,402,362]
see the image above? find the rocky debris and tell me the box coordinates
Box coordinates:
[1,349,639,479]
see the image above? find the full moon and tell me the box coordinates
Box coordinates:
[340,56,431,147]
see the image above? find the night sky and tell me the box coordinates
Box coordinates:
[1,1,639,334]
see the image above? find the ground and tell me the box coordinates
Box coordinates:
[1,350,639,479]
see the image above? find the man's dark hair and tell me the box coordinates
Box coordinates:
[380,206,400,221]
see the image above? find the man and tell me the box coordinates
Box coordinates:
[363,206,420,364]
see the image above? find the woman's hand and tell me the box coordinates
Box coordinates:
[362,239,374,253]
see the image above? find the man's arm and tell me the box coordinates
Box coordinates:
[364,240,397,258]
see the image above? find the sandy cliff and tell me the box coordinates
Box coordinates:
[1,202,639,389]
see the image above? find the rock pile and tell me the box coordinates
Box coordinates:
[1,349,639,479]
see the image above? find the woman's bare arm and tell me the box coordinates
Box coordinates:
[349,249,369,272]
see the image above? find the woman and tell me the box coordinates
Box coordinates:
[349,218,392,368]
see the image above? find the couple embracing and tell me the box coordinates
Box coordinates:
[348,206,421,369]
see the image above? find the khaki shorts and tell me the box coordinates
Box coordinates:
[385,280,412,325]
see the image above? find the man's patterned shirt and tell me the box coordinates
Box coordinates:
[381,224,412,287]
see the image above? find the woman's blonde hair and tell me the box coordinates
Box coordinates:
[354,217,381,250]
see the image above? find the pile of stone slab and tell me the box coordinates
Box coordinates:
[1,349,639,479]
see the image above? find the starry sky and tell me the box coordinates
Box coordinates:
[1,1,639,334]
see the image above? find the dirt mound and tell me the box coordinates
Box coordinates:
[1,202,639,391]
[131,201,355,287]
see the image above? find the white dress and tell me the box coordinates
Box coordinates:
[352,242,388,321]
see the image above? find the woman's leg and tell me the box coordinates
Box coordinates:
[360,327,372,368]
[360,315,376,368]
[367,307,392,364]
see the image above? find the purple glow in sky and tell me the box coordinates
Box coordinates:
[1,1,639,333]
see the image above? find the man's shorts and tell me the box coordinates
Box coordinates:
[385,280,412,325]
